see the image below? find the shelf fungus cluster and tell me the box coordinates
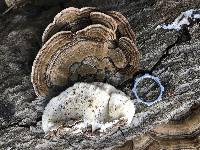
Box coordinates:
[114,105,200,150]
[31,7,139,97]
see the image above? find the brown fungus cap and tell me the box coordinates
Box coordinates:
[76,24,116,40]
[90,12,118,32]
[31,31,74,96]
[32,7,139,97]
[42,7,136,44]
[42,7,97,44]
[106,11,136,43]
[114,106,200,150]
[150,107,200,139]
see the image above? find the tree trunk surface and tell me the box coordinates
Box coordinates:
[0,0,199,149]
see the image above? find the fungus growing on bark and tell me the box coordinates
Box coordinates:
[42,7,97,44]
[107,10,136,43]
[42,82,135,136]
[114,105,200,150]
[31,7,139,97]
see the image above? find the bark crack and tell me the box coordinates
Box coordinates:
[149,27,191,74]
[118,27,192,89]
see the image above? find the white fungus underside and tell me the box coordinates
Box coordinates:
[42,82,135,134]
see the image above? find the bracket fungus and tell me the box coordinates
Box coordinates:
[114,105,200,150]
[31,7,139,97]
[42,82,135,136]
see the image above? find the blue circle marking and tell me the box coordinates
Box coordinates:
[132,74,164,106]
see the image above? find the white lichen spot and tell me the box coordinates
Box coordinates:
[42,82,135,135]
[156,9,200,30]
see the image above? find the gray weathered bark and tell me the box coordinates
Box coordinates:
[0,0,199,149]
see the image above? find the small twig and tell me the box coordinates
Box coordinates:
[2,5,14,15]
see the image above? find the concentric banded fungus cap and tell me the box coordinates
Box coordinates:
[106,11,136,43]
[31,31,73,96]
[150,107,200,140]
[42,7,136,44]
[90,12,118,32]
[115,105,200,150]
[149,106,200,149]
[42,7,97,44]
[32,7,139,97]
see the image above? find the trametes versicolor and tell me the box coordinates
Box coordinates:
[30,7,138,136]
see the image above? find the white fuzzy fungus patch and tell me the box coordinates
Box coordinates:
[42,82,135,135]
[156,9,200,30]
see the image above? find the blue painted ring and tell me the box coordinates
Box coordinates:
[132,74,164,106]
